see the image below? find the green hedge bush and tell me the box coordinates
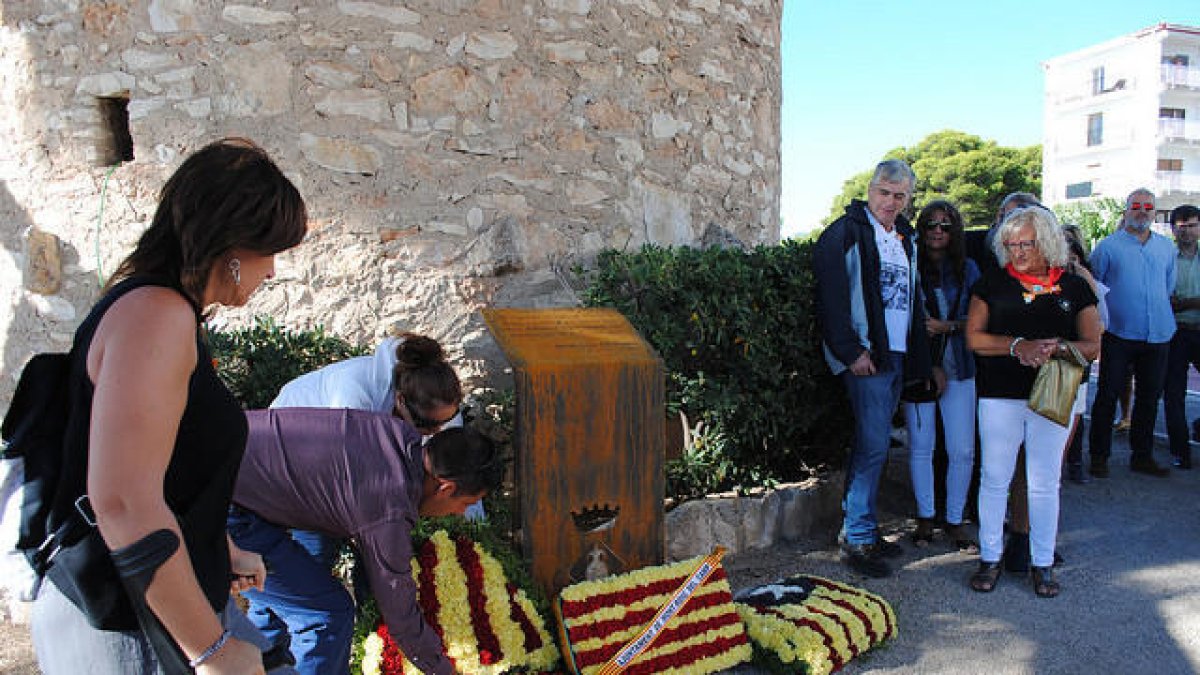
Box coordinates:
[582,240,853,493]
[208,317,368,409]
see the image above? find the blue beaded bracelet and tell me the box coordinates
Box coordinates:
[188,629,231,668]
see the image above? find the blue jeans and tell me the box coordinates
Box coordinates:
[227,508,355,675]
[1088,333,1170,463]
[904,378,976,524]
[840,352,904,545]
[1165,327,1200,461]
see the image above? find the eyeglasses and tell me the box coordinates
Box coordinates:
[402,399,460,432]
[1003,240,1037,251]
[923,220,954,232]
[1129,202,1155,211]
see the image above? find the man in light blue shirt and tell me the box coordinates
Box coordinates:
[1164,204,1200,469]
[1088,189,1177,477]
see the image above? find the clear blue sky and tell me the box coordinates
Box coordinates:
[780,2,1197,239]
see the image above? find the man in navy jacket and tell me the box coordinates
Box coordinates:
[813,158,936,578]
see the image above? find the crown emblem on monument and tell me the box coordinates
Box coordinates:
[571,503,620,533]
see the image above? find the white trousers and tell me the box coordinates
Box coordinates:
[977,398,1069,568]
[904,378,976,523]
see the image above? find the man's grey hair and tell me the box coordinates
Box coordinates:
[1122,187,1156,227]
[993,206,1070,268]
[868,159,915,192]
[1125,187,1155,207]
[996,192,1041,223]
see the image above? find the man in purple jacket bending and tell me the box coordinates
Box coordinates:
[227,407,503,675]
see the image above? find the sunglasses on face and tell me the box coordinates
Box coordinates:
[402,399,460,432]
[1129,202,1155,211]
[923,220,954,232]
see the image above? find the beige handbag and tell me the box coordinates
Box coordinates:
[1027,342,1090,426]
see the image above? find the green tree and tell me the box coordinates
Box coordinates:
[824,129,1042,227]
[1053,197,1124,248]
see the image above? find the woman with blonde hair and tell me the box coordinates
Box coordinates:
[965,206,1101,597]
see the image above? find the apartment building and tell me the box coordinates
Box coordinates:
[1043,23,1200,221]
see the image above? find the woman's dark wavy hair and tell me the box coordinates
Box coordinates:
[426,427,505,496]
[915,200,967,286]
[393,333,462,410]
[1061,223,1093,273]
[105,138,307,306]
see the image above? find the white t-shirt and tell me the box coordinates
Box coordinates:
[872,218,911,353]
[271,337,400,412]
[270,336,477,517]
[271,336,464,431]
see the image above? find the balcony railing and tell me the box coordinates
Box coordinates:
[1162,64,1200,89]
[1158,118,1200,142]
[1154,172,1200,194]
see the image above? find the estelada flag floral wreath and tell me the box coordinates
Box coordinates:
[554,548,753,675]
[735,574,897,675]
[354,529,559,675]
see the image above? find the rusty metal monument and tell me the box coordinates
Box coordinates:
[483,308,665,595]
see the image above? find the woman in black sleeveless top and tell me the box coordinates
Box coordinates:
[31,139,307,674]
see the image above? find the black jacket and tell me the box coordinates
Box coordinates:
[812,200,933,379]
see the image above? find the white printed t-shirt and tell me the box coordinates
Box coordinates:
[871,216,910,353]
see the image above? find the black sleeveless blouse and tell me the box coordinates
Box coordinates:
[64,276,247,614]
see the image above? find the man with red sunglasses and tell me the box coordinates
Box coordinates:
[1088,189,1177,478]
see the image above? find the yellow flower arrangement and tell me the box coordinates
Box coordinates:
[555,549,752,675]
[357,530,559,674]
[735,574,897,675]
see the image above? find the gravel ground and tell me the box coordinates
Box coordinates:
[4,435,1198,675]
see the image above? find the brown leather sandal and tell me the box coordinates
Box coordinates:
[970,561,1002,592]
[1031,566,1060,598]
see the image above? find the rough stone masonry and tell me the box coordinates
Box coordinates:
[0,0,782,403]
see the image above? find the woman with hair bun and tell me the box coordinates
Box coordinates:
[272,332,464,437]
[261,332,476,670]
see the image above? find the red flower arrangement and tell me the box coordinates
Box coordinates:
[358,530,558,675]
[554,548,752,675]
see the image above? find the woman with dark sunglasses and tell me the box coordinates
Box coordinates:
[260,333,474,671]
[905,200,981,552]
[272,332,463,435]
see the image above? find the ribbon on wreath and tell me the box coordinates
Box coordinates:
[589,546,728,675]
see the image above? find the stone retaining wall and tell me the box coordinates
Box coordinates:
[664,472,843,560]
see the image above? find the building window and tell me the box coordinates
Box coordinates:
[1159,108,1186,137]
[97,97,134,166]
[1086,113,1103,147]
[1091,66,1106,95]
[1158,159,1183,172]
[1066,181,1093,199]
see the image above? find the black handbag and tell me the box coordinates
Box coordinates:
[900,373,940,403]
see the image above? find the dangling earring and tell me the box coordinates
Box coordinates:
[228,258,241,286]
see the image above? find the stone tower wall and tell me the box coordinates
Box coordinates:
[0,0,781,401]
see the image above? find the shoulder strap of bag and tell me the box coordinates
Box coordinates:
[26,277,204,578]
